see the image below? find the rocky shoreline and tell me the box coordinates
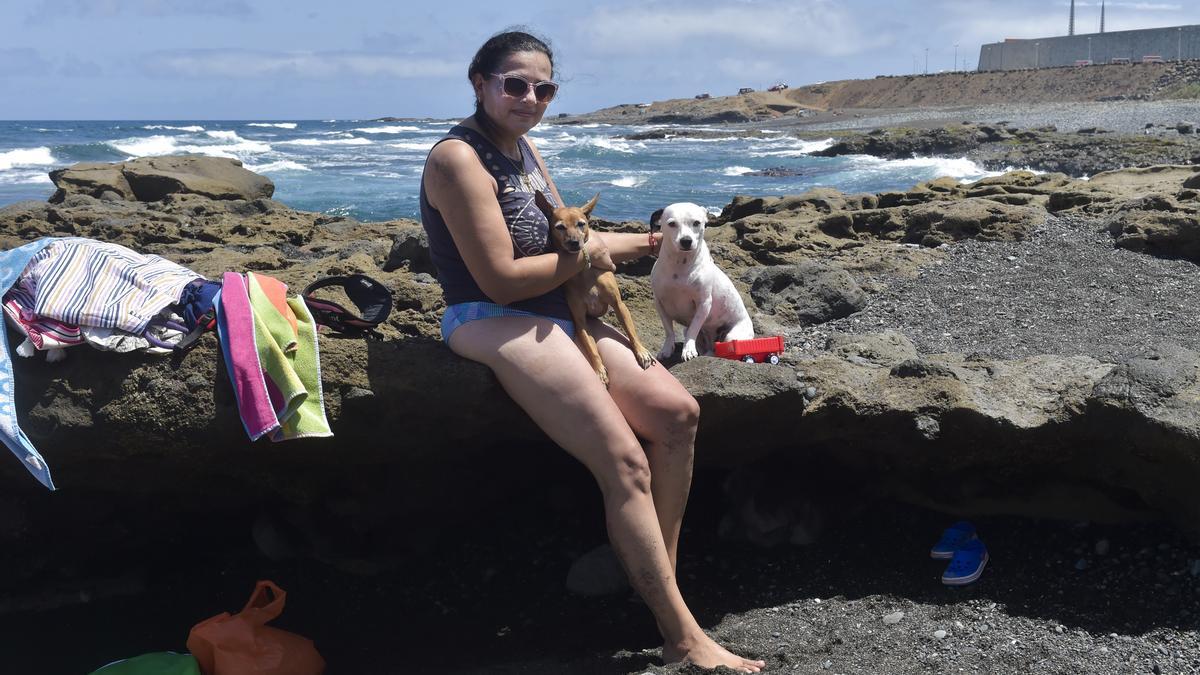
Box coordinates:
[809,121,1200,178]
[0,154,1198,673]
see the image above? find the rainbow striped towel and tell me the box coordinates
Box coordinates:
[217,272,330,441]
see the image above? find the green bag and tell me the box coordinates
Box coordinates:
[89,652,200,675]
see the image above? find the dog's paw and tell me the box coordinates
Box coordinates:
[681,342,699,361]
[657,343,675,361]
[635,349,656,370]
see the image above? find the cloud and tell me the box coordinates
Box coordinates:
[139,49,461,79]
[939,0,1195,45]
[361,32,420,52]
[716,58,786,80]
[1073,2,1183,10]
[577,0,885,57]
[0,49,53,77]
[25,0,253,23]
[59,56,104,78]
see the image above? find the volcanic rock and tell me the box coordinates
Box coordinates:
[745,262,867,326]
[50,156,273,203]
[2,157,1200,554]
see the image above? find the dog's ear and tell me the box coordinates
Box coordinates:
[533,191,556,219]
[649,208,664,232]
[582,193,600,217]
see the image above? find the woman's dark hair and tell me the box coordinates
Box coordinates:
[469,29,554,139]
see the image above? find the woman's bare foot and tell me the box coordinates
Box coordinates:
[663,633,766,673]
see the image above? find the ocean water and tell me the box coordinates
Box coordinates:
[0,120,1008,223]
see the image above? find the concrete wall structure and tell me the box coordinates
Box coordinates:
[979,24,1200,71]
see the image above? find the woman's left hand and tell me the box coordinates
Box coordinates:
[648,231,663,257]
[586,235,616,272]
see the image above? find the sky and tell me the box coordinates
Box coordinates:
[1,0,1198,120]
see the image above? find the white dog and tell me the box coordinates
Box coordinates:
[650,202,754,361]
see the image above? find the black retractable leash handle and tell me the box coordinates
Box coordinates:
[302,274,393,339]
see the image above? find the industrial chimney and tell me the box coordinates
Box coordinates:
[1069,0,1075,36]
[1100,0,1106,33]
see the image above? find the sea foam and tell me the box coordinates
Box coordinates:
[0,170,53,185]
[722,166,754,176]
[247,122,298,129]
[0,147,56,171]
[850,155,1001,181]
[244,160,310,173]
[387,141,437,152]
[109,133,271,159]
[748,137,834,157]
[531,132,642,154]
[280,137,373,146]
[610,176,647,188]
[143,125,205,132]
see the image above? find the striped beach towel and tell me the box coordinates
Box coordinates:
[25,238,201,335]
[3,286,84,350]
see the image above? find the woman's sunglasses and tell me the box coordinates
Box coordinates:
[491,73,559,103]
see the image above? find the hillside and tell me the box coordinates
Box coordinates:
[554,60,1200,125]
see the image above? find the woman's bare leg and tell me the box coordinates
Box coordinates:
[449,316,763,673]
[590,319,698,574]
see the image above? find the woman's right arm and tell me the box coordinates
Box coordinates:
[424,140,608,306]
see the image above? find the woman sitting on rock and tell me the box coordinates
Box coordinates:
[419,29,765,673]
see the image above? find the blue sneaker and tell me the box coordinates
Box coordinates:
[942,538,989,586]
[930,521,976,559]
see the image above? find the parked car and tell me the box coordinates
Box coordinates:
[1074,59,1093,67]
[1142,55,1165,64]
[636,102,651,108]
[738,87,755,94]
[1110,57,1131,65]
[768,83,788,91]
[694,93,711,100]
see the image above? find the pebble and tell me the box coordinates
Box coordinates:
[1189,559,1200,577]
[1055,625,1065,634]
[883,611,905,625]
[934,629,948,639]
[805,386,817,399]
[1074,558,1090,571]
[1095,538,1110,556]
[822,659,833,670]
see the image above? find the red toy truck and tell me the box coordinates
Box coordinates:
[714,336,785,364]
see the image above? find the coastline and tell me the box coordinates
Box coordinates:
[1,94,1199,673]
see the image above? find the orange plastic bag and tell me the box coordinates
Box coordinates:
[186,581,325,675]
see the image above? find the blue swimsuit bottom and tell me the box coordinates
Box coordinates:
[441,301,576,343]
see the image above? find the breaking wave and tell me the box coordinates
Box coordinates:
[142,125,205,132]
[0,147,56,171]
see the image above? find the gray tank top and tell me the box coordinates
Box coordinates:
[419,124,569,320]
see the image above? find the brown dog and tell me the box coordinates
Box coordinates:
[535,191,656,386]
